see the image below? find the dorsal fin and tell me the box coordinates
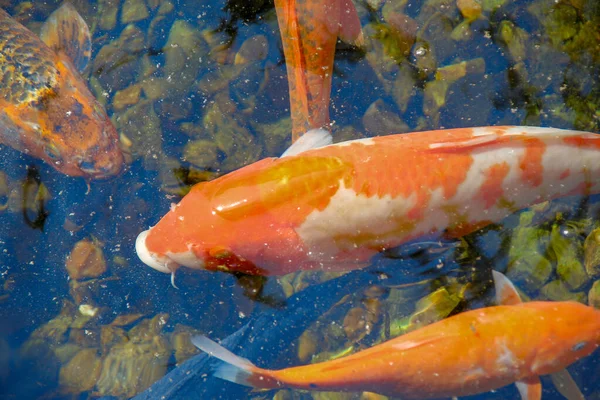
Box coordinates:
[492,270,522,305]
[280,128,333,157]
[40,3,92,72]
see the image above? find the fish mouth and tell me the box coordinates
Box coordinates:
[135,230,175,273]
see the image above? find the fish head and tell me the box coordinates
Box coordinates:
[136,158,315,276]
[530,301,600,375]
[14,57,123,179]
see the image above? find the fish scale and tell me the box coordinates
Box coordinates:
[0,9,57,104]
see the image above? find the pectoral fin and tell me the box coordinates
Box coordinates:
[550,369,584,400]
[492,270,523,305]
[280,128,332,157]
[515,376,541,400]
[40,3,92,72]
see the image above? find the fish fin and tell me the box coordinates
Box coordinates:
[338,0,364,46]
[192,335,256,387]
[515,376,542,400]
[40,3,92,72]
[427,134,501,151]
[280,128,332,157]
[492,270,523,305]
[392,333,460,351]
[550,369,585,400]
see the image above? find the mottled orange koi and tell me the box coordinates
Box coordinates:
[136,126,600,277]
[0,3,123,178]
[192,271,596,399]
[275,0,362,142]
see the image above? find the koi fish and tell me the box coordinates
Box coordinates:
[136,126,600,277]
[192,271,596,399]
[0,3,123,178]
[274,0,363,142]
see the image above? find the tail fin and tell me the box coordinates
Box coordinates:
[192,335,280,389]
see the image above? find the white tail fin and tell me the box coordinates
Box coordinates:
[192,335,257,387]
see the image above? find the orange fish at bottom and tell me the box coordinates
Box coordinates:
[193,271,598,399]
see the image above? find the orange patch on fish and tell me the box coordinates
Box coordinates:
[559,169,571,180]
[478,162,510,208]
[519,138,545,187]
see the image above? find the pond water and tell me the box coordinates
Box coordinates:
[0,0,599,399]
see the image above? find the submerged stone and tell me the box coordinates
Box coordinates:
[65,239,107,280]
[584,227,600,276]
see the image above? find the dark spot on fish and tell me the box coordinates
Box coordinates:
[309,383,318,388]
[71,100,83,117]
[572,342,586,352]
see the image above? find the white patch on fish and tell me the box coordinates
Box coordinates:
[295,183,418,259]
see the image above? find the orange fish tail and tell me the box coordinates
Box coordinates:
[192,336,282,389]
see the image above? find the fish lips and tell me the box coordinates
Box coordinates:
[136,230,173,273]
[136,229,206,273]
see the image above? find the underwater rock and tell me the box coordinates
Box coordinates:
[163,20,206,96]
[121,0,149,24]
[507,211,553,291]
[392,63,416,113]
[540,280,586,303]
[98,0,119,30]
[252,117,292,155]
[100,325,128,355]
[391,287,461,337]
[297,329,319,363]
[113,84,142,111]
[343,307,370,342]
[94,24,145,92]
[171,328,200,365]
[95,314,171,397]
[65,239,107,280]
[496,20,530,63]
[457,0,482,21]
[363,99,409,135]
[235,34,268,65]
[549,223,589,290]
[114,100,163,170]
[584,228,600,276]
[363,23,400,89]
[59,348,101,394]
[202,92,263,171]
[589,280,600,309]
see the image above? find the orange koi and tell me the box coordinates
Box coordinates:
[192,271,596,399]
[274,0,363,142]
[0,4,123,178]
[136,126,600,277]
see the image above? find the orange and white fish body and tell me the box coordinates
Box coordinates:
[274,0,363,141]
[192,271,598,399]
[0,4,123,178]
[136,126,600,276]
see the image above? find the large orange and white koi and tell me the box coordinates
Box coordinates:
[192,271,597,399]
[0,4,123,178]
[275,0,363,142]
[136,126,600,277]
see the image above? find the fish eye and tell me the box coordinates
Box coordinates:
[572,342,586,352]
[44,143,62,161]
